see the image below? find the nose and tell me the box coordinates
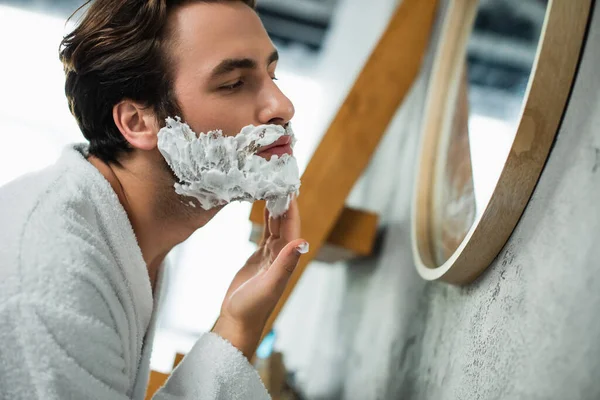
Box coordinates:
[257,79,295,126]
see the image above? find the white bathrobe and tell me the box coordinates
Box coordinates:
[0,144,270,400]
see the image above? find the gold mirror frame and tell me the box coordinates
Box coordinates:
[412,0,593,284]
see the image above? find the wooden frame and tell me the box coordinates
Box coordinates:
[412,0,593,284]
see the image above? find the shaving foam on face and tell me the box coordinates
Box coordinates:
[157,117,301,217]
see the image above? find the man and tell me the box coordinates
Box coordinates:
[0,0,308,398]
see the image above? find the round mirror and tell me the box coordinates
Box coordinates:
[412,0,592,283]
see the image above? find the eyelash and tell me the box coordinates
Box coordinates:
[221,81,244,91]
[219,76,279,92]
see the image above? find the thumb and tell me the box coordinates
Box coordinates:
[264,238,309,292]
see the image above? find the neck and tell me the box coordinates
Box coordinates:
[88,152,220,291]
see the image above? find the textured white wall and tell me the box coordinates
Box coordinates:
[277,1,600,399]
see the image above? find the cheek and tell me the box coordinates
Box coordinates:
[188,108,256,137]
[177,91,258,137]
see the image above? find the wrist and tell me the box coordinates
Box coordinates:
[212,317,262,361]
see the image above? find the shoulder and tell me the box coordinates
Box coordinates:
[0,144,152,339]
[0,146,124,319]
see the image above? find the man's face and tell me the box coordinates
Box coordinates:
[167,2,295,149]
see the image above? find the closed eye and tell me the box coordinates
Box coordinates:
[220,80,244,91]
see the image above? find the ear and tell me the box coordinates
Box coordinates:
[113,100,160,151]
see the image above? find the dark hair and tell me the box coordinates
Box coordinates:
[59,0,257,163]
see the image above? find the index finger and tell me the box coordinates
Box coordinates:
[260,204,271,246]
[279,194,300,241]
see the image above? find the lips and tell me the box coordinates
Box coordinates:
[256,136,293,158]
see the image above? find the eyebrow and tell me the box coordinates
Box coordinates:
[210,50,279,79]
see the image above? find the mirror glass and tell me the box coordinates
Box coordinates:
[430,0,549,265]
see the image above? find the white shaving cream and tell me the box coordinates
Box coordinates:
[296,242,310,254]
[157,117,301,217]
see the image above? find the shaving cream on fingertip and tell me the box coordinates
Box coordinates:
[296,242,309,254]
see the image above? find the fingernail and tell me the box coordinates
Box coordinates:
[295,242,309,254]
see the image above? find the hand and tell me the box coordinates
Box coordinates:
[212,197,308,360]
